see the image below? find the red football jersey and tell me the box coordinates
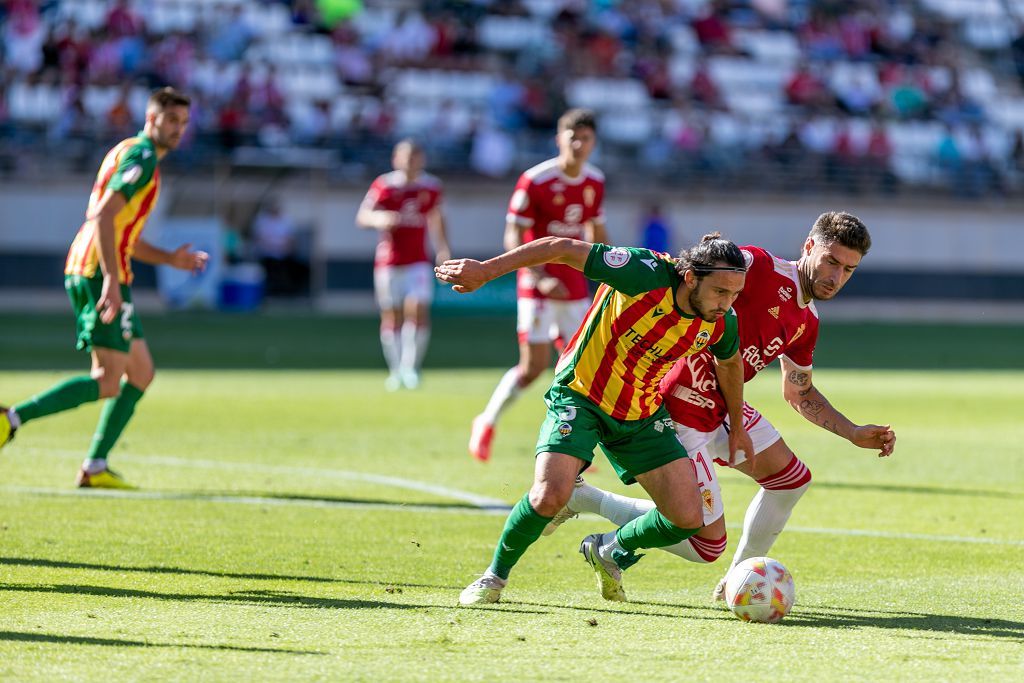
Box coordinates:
[506,158,605,300]
[362,171,444,267]
[661,245,820,432]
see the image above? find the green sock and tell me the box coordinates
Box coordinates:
[14,375,100,425]
[616,508,700,552]
[86,381,145,462]
[487,494,553,580]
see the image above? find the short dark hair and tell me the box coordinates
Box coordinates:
[809,211,871,255]
[558,108,597,134]
[147,87,191,112]
[674,232,746,278]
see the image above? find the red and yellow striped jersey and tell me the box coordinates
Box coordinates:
[65,133,161,284]
[553,244,739,422]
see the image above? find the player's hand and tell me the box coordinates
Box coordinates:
[379,211,402,230]
[170,244,209,274]
[97,275,123,325]
[537,276,570,299]
[435,258,491,293]
[851,424,896,458]
[728,425,755,468]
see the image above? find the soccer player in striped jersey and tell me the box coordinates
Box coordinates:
[0,88,208,488]
[437,233,755,605]
[544,212,897,601]
[468,108,607,463]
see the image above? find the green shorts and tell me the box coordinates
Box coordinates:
[535,384,689,485]
[65,274,144,353]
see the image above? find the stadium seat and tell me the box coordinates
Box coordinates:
[477,16,550,52]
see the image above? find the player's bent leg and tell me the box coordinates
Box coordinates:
[460,452,584,606]
[662,515,727,564]
[469,340,550,462]
[581,459,704,602]
[723,438,812,575]
[78,341,153,489]
[544,477,655,536]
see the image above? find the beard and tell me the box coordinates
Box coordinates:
[688,288,725,322]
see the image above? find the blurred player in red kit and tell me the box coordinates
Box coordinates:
[358,140,451,390]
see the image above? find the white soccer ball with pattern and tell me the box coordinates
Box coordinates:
[724,556,795,623]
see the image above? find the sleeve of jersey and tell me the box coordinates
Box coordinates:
[709,310,740,359]
[583,243,674,296]
[360,180,385,211]
[506,175,535,227]
[782,320,818,369]
[106,145,156,201]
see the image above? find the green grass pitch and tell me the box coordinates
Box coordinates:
[0,314,1022,680]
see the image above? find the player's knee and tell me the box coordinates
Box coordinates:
[130,367,155,391]
[519,363,545,385]
[661,503,703,531]
[528,483,571,517]
[91,370,121,398]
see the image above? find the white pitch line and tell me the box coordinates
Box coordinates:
[0,486,512,516]
[14,447,508,509]
[3,485,1023,547]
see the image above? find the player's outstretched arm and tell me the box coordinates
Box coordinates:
[435,236,592,294]
[133,238,209,274]
[714,351,755,466]
[780,355,896,457]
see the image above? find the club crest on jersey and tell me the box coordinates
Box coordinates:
[583,186,596,207]
[702,489,714,513]
[693,329,712,350]
[557,422,573,437]
[603,248,630,268]
[768,306,780,319]
[779,286,793,302]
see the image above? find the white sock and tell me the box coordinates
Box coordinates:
[569,481,655,526]
[400,322,429,373]
[729,481,810,568]
[7,408,21,429]
[479,366,523,424]
[82,458,107,474]
[597,530,625,562]
[380,325,401,374]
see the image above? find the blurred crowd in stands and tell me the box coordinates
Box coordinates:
[3,0,1024,197]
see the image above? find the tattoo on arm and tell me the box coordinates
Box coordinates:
[787,370,813,396]
[821,420,842,436]
[799,399,826,417]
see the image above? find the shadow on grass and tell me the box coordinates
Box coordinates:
[0,582,426,610]
[782,607,1024,641]
[0,630,324,654]
[0,555,464,591]
[515,599,726,622]
[810,481,1021,500]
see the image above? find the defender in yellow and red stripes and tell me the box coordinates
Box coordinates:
[0,88,208,489]
[436,233,755,605]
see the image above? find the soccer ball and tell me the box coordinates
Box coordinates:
[723,556,795,623]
